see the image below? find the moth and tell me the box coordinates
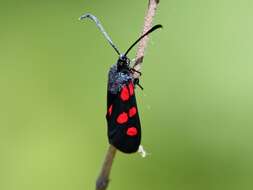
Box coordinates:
[80,13,162,153]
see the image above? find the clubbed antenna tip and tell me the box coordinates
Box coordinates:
[79,13,121,55]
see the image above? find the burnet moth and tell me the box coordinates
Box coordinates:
[80,13,162,154]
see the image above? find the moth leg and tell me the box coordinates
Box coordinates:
[133,78,144,90]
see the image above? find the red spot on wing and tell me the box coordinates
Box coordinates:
[108,104,113,116]
[128,82,134,96]
[126,127,138,136]
[120,86,129,101]
[128,107,137,117]
[116,112,128,124]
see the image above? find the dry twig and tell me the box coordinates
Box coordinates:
[96,1,160,189]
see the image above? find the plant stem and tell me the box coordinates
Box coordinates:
[133,0,160,78]
[96,145,117,190]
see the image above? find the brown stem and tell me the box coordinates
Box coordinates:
[133,0,160,79]
[96,1,160,189]
[96,145,117,190]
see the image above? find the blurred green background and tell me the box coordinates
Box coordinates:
[1,0,253,190]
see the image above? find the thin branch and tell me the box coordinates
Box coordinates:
[96,1,160,190]
[133,0,160,78]
[96,145,117,190]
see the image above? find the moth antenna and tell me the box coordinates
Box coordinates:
[79,13,121,55]
[124,24,162,56]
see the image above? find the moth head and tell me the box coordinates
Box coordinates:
[117,55,130,71]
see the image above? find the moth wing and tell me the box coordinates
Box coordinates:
[106,81,141,153]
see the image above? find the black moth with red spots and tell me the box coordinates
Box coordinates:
[80,13,162,153]
[106,65,141,153]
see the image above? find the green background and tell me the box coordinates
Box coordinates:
[1,0,253,190]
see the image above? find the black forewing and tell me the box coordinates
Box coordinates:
[106,80,141,153]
